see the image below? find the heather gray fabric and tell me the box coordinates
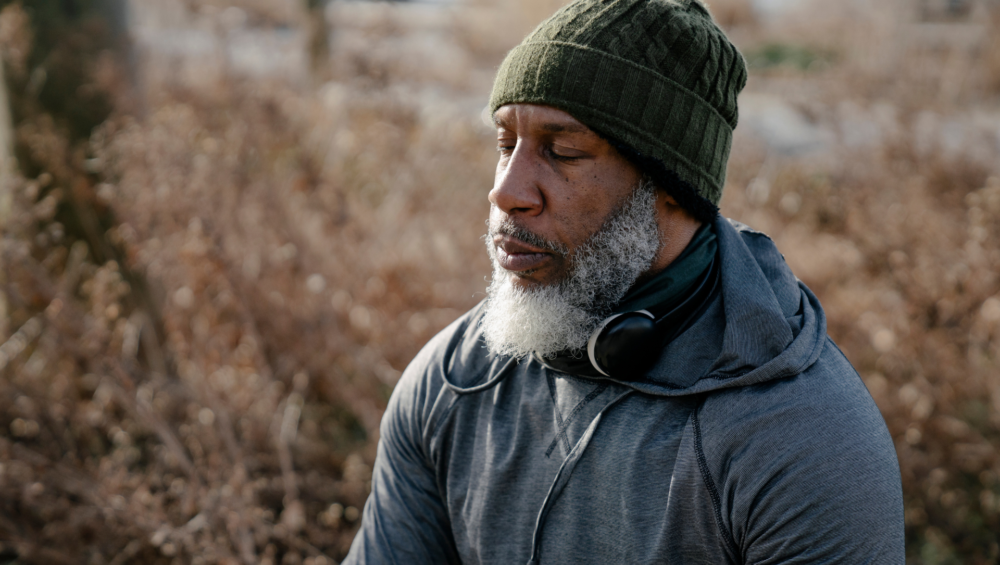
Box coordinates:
[344,217,904,564]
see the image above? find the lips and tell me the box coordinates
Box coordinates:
[493,234,552,273]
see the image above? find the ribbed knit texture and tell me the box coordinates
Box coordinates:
[489,0,747,206]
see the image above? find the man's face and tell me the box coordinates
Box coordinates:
[482,104,664,359]
[488,104,646,289]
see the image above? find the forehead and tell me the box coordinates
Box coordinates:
[493,104,596,137]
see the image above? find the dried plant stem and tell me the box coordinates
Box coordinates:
[0,313,42,372]
[277,392,303,504]
[199,385,258,564]
[108,360,201,486]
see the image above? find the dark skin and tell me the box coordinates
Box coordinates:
[489,103,702,290]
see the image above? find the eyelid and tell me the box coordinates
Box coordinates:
[549,144,585,161]
[497,137,516,153]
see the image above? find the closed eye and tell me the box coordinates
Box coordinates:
[547,145,586,162]
[497,142,516,156]
[549,150,580,162]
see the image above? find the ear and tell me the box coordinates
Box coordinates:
[657,189,684,211]
[655,188,700,231]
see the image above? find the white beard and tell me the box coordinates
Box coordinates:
[481,181,662,359]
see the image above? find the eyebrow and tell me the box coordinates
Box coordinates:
[493,117,592,135]
[539,122,590,134]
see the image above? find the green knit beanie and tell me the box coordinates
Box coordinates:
[489,0,747,211]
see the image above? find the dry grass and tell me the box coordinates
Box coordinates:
[0,0,999,563]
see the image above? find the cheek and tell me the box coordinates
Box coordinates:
[548,203,603,251]
[555,180,629,244]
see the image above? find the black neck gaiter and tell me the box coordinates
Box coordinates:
[615,222,717,316]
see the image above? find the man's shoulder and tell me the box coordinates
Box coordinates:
[699,338,888,442]
[695,337,898,486]
[691,339,903,558]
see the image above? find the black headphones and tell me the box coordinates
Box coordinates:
[538,253,719,381]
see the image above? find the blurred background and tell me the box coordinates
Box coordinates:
[0,0,998,563]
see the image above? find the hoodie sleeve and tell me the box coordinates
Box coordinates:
[698,340,905,564]
[342,339,461,565]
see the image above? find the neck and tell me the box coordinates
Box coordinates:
[636,193,702,285]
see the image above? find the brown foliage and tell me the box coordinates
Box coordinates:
[0,0,999,563]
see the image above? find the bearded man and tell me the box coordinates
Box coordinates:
[344,0,904,563]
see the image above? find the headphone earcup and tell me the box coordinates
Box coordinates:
[589,311,659,380]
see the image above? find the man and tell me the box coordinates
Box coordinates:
[345,0,904,563]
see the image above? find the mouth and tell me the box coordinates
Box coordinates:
[493,234,553,274]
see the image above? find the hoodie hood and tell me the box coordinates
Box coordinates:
[444,216,827,397]
[634,215,828,395]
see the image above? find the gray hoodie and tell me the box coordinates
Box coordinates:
[344,217,904,564]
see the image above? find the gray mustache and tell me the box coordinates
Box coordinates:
[489,220,569,257]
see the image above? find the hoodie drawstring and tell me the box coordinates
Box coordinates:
[527,388,634,565]
[443,356,519,395]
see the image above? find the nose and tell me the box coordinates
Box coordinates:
[488,145,544,217]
